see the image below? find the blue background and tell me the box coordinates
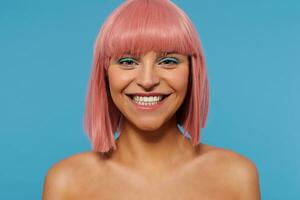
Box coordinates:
[1,0,299,199]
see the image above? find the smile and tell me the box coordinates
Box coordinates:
[126,93,171,111]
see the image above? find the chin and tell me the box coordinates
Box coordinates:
[132,119,165,132]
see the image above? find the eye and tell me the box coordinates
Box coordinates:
[158,57,179,65]
[117,57,138,66]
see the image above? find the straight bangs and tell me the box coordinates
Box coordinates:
[100,0,199,65]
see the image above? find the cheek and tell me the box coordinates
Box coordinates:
[164,68,189,96]
[107,68,134,98]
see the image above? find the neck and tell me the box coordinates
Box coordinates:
[109,116,198,172]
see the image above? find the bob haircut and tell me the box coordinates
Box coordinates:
[84,0,209,153]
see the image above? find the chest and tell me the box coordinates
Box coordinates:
[70,167,236,200]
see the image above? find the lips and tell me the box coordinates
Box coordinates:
[125,92,172,111]
[125,93,171,100]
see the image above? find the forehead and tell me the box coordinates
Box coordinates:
[110,51,189,59]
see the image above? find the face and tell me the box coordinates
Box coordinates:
[107,51,189,131]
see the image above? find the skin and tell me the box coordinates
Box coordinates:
[42,51,261,200]
[106,51,192,170]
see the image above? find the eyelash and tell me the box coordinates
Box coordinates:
[117,57,179,66]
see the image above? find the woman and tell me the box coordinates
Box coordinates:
[42,0,261,199]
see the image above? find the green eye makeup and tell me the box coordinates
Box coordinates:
[116,56,180,67]
[117,57,136,65]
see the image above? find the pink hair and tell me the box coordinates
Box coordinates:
[84,0,209,153]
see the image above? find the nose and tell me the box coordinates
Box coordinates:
[136,63,160,91]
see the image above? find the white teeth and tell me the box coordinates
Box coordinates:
[132,95,164,105]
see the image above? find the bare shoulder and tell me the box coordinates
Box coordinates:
[42,151,105,200]
[198,143,261,199]
[200,144,257,166]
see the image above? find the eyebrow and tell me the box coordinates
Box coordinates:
[112,51,182,61]
[158,51,179,56]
